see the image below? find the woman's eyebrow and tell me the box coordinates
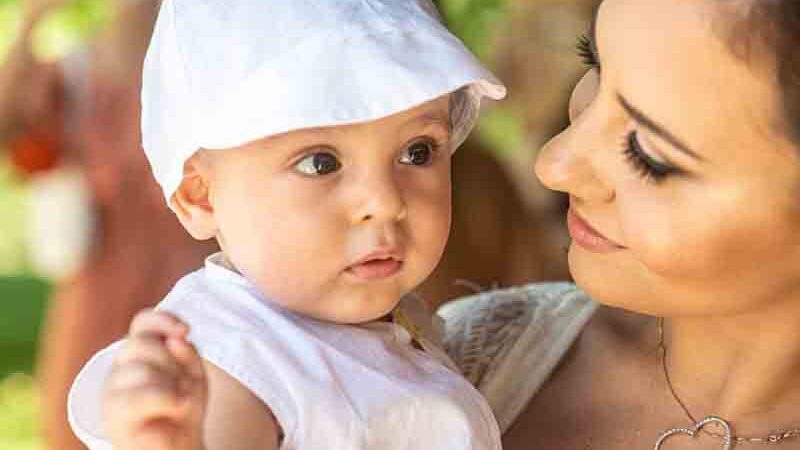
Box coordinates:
[617,94,704,161]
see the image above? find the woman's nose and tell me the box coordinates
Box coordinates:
[534,126,614,203]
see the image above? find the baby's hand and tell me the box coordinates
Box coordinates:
[103,310,207,450]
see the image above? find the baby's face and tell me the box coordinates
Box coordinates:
[205,97,452,323]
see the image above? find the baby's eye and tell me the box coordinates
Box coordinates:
[294,152,341,176]
[399,140,436,166]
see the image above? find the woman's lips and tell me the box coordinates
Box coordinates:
[567,208,626,253]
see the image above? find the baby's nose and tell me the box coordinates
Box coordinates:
[352,174,408,224]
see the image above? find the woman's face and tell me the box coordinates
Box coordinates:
[535,0,800,317]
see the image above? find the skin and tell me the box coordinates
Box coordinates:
[103,96,454,450]
[503,0,800,449]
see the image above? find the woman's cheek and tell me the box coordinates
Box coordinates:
[616,187,708,278]
[620,188,752,280]
[619,211,682,277]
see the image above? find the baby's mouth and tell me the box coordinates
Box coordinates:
[346,250,404,280]
[347,258,403,280]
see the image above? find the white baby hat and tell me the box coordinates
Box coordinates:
[141,0,507,201]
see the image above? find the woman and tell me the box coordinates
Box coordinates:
[441,1,800,449]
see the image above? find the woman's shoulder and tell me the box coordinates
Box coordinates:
[437,282,597,432]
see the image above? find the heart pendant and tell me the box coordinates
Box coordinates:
[654,416,733,450]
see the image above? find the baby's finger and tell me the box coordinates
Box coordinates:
[116,336,183,377]
[165,338,207,419]
[166,337,206,382]
[103,363,197,425]
[105,360,181,395]
[129,309,189,339]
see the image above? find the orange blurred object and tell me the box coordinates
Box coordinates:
[8,124,62,175]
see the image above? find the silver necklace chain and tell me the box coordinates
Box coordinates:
[657,318,800,446]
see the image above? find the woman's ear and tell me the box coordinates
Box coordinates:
[170,151,218,240]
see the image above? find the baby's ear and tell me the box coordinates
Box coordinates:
[171,151,218,240]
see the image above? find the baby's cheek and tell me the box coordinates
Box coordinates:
[408,198,451,282]
[239,218,334,302]
[411,178,451,235]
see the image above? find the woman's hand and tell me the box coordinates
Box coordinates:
[103,310,208,450]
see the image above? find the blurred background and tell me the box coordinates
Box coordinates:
[0,0,598,448]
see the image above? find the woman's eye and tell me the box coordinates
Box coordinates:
[622,131,678,183]
[399,141,436,166]
[294,152,341,176]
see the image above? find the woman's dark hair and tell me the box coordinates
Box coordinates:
[726,1,800,144]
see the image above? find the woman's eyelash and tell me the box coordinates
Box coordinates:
[576,34,598,68]
[622,132,677,183]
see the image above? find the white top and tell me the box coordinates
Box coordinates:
[438,282,597,433]
[68,253,502,450]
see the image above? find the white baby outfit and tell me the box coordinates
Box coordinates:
[68,253,503,450]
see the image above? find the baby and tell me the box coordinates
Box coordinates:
[67,0,506,449]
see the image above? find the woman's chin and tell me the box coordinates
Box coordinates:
[567,244,666,315]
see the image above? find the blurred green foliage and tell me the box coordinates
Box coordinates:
[438,0,524,157]
[0,374,42,450]
[0,276,50,375]
[439,0,506,59]
[0,275,48,450]
[32,0,109,59]
[0,159,28,275]
[0,0,109,60]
